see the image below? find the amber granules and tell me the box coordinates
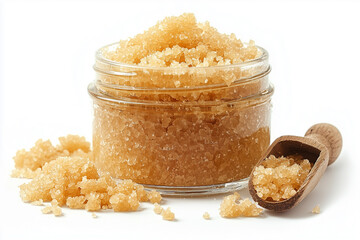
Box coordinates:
[252,155,312,201]
[153,203,163,215]
[161,207,175,221]
[13,136,162,215]
[12,135,91,179]
[104,13,260,69]
[219,192,263,218]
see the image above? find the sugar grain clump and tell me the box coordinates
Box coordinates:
[12,135,91,179]
[161,207,175,221]
[13,136,162,215]
[153,203,163,215]
[104,13,260,68]
[252,155,312,201]
[219,192,263,218]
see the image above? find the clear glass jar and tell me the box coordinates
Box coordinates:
[88,43,273,196]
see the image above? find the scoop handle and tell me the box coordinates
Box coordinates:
[304,123,342,165]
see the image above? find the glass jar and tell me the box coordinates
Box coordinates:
[88,43,273,196]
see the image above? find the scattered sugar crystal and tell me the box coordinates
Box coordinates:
[153,203,163,215]
[252,155,312,201]
[147,190,162,204]
[219,192,263,218]
[312,205,320,214]
[41,201,63,217]
[161,207,175,221]
[202,212,210,220]
[52,206,63,216]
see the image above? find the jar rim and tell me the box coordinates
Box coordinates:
[95,42,269,71]
[88,82,274,107]
[93,66,270,93]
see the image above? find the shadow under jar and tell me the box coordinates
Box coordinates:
[88,43,274,196]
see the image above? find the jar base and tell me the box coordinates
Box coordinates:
[138,178,249,197]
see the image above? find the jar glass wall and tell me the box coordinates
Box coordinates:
[88,43,273,196]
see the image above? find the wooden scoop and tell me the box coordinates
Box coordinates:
[248,123,342,212]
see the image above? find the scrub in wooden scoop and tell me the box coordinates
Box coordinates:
[249,123,342,212]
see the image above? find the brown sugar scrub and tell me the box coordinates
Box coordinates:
[252,155,312,201]
[15,136,162,214]
[89,13,273,191]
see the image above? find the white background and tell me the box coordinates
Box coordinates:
[0,0,359,239]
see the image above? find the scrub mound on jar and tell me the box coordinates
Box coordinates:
[252,155,312,201]
[104,13,260,67]
[99,13,264,88]
[91,13,273,187]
